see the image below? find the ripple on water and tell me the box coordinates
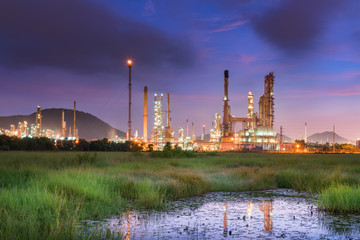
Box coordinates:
[79,189,360,239]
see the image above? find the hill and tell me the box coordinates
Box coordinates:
[0,108,125,140]
[307,131,351,144]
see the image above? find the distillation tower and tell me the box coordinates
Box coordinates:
[152,94,164,149]
[164,93,173,143]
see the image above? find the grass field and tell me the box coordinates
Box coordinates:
[0,152,359,239]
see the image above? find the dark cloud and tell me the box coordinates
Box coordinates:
[0,0,194,74]
[250,0,342,52]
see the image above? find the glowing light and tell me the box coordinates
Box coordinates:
[127,59,132,66]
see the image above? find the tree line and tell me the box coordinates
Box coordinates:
[0,135,139,151]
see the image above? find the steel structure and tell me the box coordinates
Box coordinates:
[219,70,278,150]
[164,93,172,140]
[152,94,164,149]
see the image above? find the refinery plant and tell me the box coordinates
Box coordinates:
[0,103,78,141]
[136,70,279,151]
[1,67,279,151]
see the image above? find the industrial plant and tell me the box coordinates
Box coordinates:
[2,63,360,152]
[0,103,79,141]
[128,69,279,151]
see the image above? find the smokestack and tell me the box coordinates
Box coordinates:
[201,125,205,140]
[192,122,195,141]
[143,86,148,142]
[224,70,229,100]
[167,93,170,128]
[333,124,335,153]
[304,122,307,143]
[280,126,283,151]
[222,70,231,136]
[74,101,76,139]
[62,109,66,138]
[127,59,132,140]
[36,106,41,137]
[186,118,189,138]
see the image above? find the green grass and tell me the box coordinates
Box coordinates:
[319,185,360,213]
[0,152,360,239]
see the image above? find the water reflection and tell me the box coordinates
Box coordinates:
[106,211,142,239]
[258,201,273,232]
[223,202,228,237]
[81,189,360,239]
[247,201,253,219]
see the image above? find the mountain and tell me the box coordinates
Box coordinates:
[307,131,351,144]
[0,108,126,140]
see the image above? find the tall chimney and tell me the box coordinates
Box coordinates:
[74,101,76,139]
[304,122,307,143]
[36,106,41,137]
[280,126,283,151]
[222,70,231,136]
[62,109,66,138]
[201,124,205,140]
[186,118,189,138]
[167,93,170,128]
[127,59,132,140]
[333,124,335,153]
[143,86,148,142]
[192,122,195,141]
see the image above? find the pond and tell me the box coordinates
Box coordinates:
[80,189,360,239]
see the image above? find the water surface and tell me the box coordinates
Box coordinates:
[81,189,360,239]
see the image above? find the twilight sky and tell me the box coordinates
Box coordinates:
[1,0,360,140]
